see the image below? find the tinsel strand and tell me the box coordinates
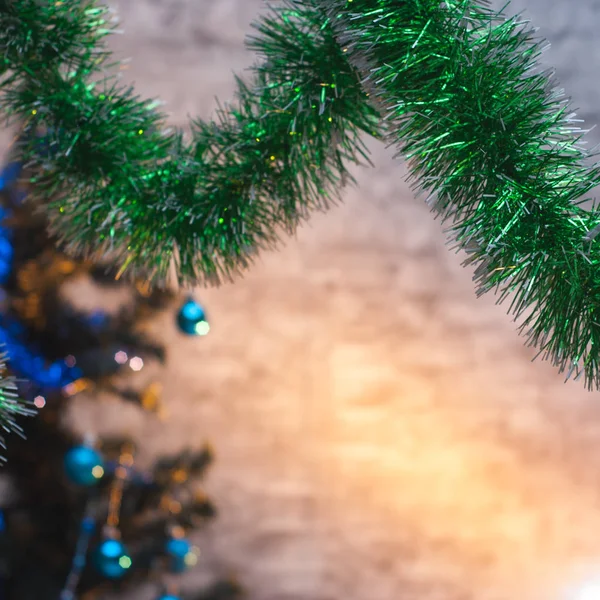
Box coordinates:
[317,0,600,389]
[0,0,382,287]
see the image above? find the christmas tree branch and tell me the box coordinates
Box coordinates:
[317,0,600,389]
[0,350,35,458]
[0,0,382,287]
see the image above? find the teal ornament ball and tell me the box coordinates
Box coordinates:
[93,539,132,579]
[176,298,209,336]
[156,596,182,600]
[165,537,193,573]
[64,446,104,486]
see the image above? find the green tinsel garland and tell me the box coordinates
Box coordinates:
[2,0,600,389]
[317,0,600,389]
[0,0,381,286]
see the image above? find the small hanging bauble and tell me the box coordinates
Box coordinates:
[64,445,105,486]
[156,596,182,600]
[176,297,209,336]
[93,538,132,579]
[165,536,195,573]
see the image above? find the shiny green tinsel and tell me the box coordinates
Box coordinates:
[4,0,600,390]
[0,0,381,287]
[317,0,600,389]
[0,351,35,459]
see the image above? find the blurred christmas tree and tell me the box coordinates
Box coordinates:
[0,135,244,600]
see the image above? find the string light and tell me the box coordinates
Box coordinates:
[115,351,128,364]
[129,356,143,371]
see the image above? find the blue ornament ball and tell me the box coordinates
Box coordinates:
[176,298,209,336]
[64,446,104,486]
[156,596,182,600]
[94,539,132,579]
[165,537,193,573]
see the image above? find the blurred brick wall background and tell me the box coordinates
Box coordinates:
[5,1,600,599]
